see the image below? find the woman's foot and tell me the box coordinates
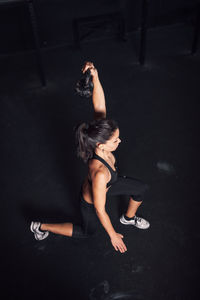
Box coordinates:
[120,215,150,229]
[30,222,49,240]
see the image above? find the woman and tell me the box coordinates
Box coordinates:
[30,62,150,253]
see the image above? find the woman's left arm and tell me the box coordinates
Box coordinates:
[92,171,127,253]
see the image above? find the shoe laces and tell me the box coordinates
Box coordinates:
[134,216,142,223]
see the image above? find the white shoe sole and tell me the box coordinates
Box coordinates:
[30,221,39,233]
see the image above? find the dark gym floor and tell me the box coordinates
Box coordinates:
[1,24,200,299]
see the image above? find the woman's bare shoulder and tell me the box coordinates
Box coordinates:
[88,159,109,182]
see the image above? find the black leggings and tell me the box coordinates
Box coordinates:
[72,176,149,238]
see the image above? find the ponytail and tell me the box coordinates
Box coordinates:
[75,122,95,163]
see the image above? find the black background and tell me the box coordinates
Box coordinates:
[1,1,200,299]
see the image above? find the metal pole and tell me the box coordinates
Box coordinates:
[191,4,200,55]
[26,0,46,86]
[139,0,149,65]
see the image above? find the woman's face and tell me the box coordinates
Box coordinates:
[103,128,121,152]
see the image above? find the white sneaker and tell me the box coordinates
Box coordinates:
[30,222,49,240]
[120,214,150,230]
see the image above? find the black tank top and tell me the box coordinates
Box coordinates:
[88,153,118,188]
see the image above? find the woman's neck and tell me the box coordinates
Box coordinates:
[95,148,111,159]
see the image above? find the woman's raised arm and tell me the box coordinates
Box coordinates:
[82,62,106,120]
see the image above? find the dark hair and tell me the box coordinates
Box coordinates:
[75,119,118,163]
[75,69,94,98]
